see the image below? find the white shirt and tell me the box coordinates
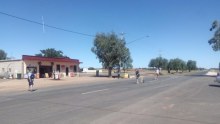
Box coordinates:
[28,72,32,79]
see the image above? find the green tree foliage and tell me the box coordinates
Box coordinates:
[167,60,173,73]
[121,47,133,72]
[35,48,68,58]
[148,57,168,69]
[149,57,195,73]
[187,60,197,72]
[168,58,186,72]
[91,32,133,77]
[209,20,220,51]
[0,49,7,60]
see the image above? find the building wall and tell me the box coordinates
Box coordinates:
[0,60,23,78]
[24,60,39,74]
[0,59,80,79]
[82,68,103,73]
[54,62,79,77]
[24,60,79,78]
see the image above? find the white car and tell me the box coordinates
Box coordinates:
[216,73,220,83]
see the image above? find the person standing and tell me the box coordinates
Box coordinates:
[117,69,120,79]
[135,69,140,84]
[27,71,35,91]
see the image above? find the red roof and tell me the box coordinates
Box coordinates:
[22,55,80,64]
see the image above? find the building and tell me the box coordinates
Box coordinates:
[0,59,23,79]
[0,55,80,79]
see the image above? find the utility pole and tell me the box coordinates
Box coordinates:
[118,32,126,78]
[42,16,45,33]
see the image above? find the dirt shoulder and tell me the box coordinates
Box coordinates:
[0,70,205,95]
[0,77,118,95]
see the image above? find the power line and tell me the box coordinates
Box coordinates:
[0,11,151,43]
[126,35,149,45]
[0,11,95,37]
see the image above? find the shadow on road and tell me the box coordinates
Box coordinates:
[185,74,216,77]
[209,84,220,88]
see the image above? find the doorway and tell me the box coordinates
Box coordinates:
[39,66,52,78]
[56,64,60,72]
[74,65,77,72]
[66,67,69,76]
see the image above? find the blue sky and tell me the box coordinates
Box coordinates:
[0,0,219,69]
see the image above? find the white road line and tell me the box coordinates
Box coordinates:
[148,76,180,83]
[81,89,109,95]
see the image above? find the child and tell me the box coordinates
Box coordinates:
[27,71,35,91]
[135,69,140,84]
[155,68,159,80]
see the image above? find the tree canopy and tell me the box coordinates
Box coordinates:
[168,58,186,72]
[187,60,197,72]
[209,20,220,51]
[0,49,7,60]
[149,56,197,73]
[35,48,68,58]
[148,57,168,69]
[91,32,132,77]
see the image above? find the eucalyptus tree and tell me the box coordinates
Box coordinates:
[169,58,186,72]
[148,57,168,69]
[187,60,197,72]
[209,20,220,51]
[35,48,68,58]
[167,60,173,73]
[120,48,133,72]
[91,32,132,77]
[0,49,7,60]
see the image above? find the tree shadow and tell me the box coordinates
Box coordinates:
[92,75,110,78]
[209,84,220,88]
[185,74,216,77]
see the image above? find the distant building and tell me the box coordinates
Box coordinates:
[0,55,81,79]
[82,68,102,73]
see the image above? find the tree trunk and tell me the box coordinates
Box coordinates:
[108,67,112,77]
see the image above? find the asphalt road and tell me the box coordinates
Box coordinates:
[0,72,220,124]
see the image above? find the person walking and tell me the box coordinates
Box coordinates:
[155,68,160,80]
[27,71,35,91]
[135,69,140,84]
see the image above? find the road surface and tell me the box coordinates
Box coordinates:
[0,72,219,124]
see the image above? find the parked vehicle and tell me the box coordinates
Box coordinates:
[216,72,220,83]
